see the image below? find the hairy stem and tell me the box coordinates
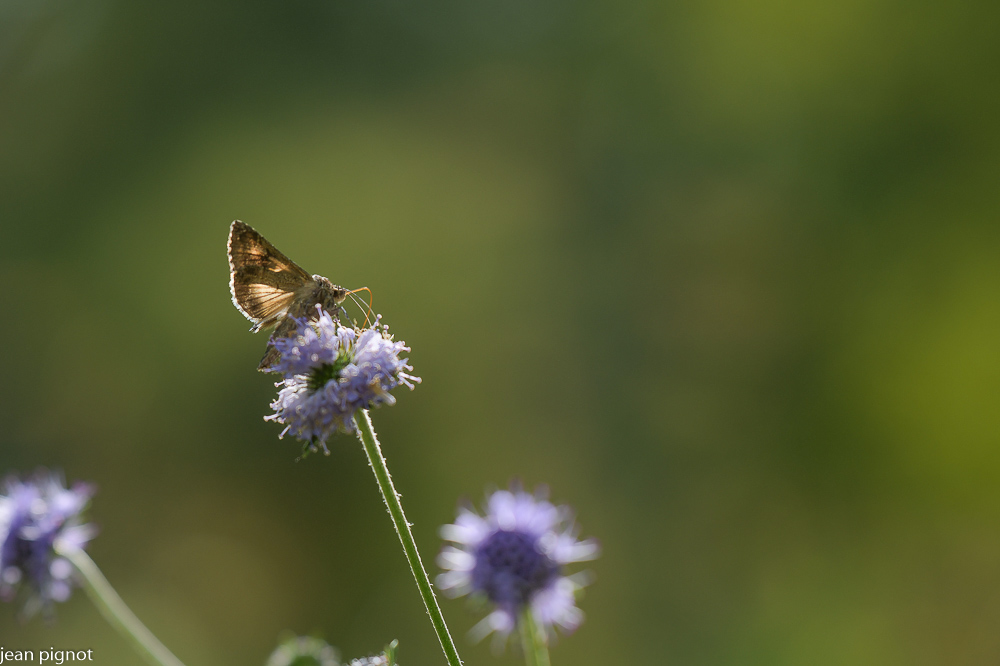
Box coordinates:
[354,409,463,666]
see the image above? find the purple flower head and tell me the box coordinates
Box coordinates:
[437,484,599,642]
[265,307,420,454]
[0,470,96,615]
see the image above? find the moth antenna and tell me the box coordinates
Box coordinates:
[347,286,374,328]
[346,291,365,324]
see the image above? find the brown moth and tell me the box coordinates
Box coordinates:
[228,220,348,372]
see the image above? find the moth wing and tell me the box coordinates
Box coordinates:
[257,317,300,372]
[228,220,314,330]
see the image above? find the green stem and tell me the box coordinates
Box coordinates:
[519,609,550,666]
[518,617,537,666]
[58,547,187,666]
[354,409,463,666]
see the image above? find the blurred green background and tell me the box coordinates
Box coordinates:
[2,0,999,664]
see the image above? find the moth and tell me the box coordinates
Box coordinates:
[228,220,349,372]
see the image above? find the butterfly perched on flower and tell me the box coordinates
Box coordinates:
[227,220,356,372]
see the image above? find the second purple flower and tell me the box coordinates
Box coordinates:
[0,470,96,616]
[437,484,600,642]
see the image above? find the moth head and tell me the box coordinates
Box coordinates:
[312,275,349,308]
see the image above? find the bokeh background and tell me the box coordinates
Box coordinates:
[2,1,999,664]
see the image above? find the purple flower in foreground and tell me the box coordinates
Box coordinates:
[0,470,96,615]
[437,485,599,642]
[265,307,420,454]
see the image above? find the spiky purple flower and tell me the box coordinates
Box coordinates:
[265,307,420,454]
[437,485,599,641]
[0,470,96,615]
